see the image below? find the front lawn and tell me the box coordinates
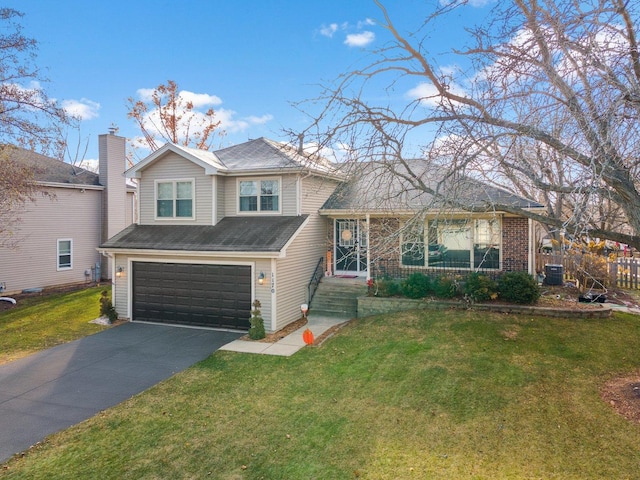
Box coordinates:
[0,286,110,364]
[2,308,640,479]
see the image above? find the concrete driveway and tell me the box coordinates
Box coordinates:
[0,322,241,463]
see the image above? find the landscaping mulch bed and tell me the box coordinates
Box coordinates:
[601,373,640,425]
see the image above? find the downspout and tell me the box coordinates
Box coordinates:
[212,176,217,225]
[296,175,302,216]
[270,258,277,332]
[528,218,534,275]
[366,213,371,280]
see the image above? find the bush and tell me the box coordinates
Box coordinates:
[401,272,431,299]
[374,278,402,297]
[99,290,118,323]
[248,300,266,340]
[432,276,459,299]
[464,272,498,302]
[498,271,540,304]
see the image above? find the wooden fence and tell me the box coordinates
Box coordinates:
[536,252,640,289]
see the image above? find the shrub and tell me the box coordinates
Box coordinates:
[99,290,118,323]
[401,272,431,299]
[374,278,402,297]
[464,272,498,302]
[248,300,266,340]
[498,271,540,304]
[432,276,458,299]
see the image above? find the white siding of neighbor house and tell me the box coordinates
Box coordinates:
[0,188,102,294]
[112,254,274,329]
[221,174,299,217]
[138,153,213,225]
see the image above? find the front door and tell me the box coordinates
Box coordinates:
[335,219,367,275]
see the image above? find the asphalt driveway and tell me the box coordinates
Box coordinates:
[0,322,241,463]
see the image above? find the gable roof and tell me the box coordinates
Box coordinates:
[126,137,341,179]
[321,160,543,213]
[126,143,226,178]
[99,215,309,253]
[3,145,100,186]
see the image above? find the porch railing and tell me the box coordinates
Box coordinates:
[369,258,526,282]
[307,256,325,305]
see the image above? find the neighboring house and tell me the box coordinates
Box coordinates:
[99,138,541,333]
[0,134,135,295]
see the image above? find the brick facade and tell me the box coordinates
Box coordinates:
[501,216,529,271]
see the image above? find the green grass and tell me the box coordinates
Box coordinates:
[0,286,111,364]
[2,307,640,479]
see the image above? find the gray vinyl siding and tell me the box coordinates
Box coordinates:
[274,214,329,331]
[0,188,102,294]
[301,176,341,214]
[138,153,213,225]
[221,174,298,217]
[271,176,338,330]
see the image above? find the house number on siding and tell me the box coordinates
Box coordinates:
[271,272,275,293]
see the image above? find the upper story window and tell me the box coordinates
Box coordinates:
[156,179,194,219]
[238,179,280,213]
[57,239,72,270]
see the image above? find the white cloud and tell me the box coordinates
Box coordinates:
[62,98,100,120]
[136,88,156,102]
[131,85,273,147]
[406,80,467,106]
[77,158,98,173]
[214,109,273,133]
[357,18,375,29]
[320,23,338,38]
[344,31,375,47]
[179,90,222,108]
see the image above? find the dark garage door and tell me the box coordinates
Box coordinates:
[132,262,251,330]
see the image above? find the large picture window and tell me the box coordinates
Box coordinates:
[400,218,501,269]
[57,239,72,270]
[239,179,280,212]
[156,180,194,219]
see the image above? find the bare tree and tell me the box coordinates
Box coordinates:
[0,8,72,245]
[126,80,223,163]
[298,0,640,249]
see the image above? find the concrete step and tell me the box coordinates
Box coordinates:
[309,277,367,318]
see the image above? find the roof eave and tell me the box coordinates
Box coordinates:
[37,181,104,190]
[97,247,283,258]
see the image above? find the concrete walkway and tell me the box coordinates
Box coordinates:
[0,323,241,463]
[220,314,349,356]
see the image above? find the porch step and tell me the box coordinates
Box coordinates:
[309,277,367,318]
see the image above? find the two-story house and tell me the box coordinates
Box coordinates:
[99,137,343,332]
[0,134,135,295]
[99,135,542,333]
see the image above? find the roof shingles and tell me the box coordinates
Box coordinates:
[100,215,308,252]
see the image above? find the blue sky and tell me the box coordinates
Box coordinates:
[5,0,492,164]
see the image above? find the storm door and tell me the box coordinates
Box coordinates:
[334,219,368,274]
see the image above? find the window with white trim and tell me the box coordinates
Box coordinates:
[57,239,72,270]
[238,179,280,213]
[156,179,194,219]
